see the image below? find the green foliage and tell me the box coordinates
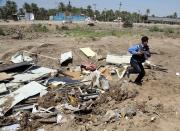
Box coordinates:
[0,0,17,20]
[164,28,174,34]
[122,15,133,28]
[61,26,69,30]
[149,26,163,32]
[123,20,133,28]
[32,24,49,32]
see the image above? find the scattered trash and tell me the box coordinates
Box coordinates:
[102,110,119,122]
[0,124,20,131]
[11,51,33,64]
[150,116,156,122]
[81,61,96,71]
[0,81,47,116]
[60,51,73,66]
[120,105,137,118]
[0,49,160,130]
[176,72,180,76]
[0,83,8,94]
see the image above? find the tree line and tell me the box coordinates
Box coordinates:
[0,0,178,21]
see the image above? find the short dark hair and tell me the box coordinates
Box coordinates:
[141,36,149,43]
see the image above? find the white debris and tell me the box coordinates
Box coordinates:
[0,83,8,94]
[0,124,20,131]
[106,54,131,65]
[0,81,47,116]
[176,72,180,76]
[60,51,73,64]
[11,52,33,63]
[80,47,96,57]
[12,67,57,83]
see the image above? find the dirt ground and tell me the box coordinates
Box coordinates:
[0,22,180,131]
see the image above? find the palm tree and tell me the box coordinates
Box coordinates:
[67,1,72,12]
[58,2,65,12]
[173,12,177,18]
[5,0,17,19]
[23,2,31,13]
[146,9,150,16]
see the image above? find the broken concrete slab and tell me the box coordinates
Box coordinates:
[0,81,47,116]
[80,47,96,57]
[60,51,73,66]
[106,54,131,65]
[11,52,33,64]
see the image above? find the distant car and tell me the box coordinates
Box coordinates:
[62,19,72,24]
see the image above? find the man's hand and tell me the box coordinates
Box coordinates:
[137,51,144,56]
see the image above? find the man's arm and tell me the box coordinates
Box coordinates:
[128,45,140,55]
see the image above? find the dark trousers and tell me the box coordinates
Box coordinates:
[129,58,145,83]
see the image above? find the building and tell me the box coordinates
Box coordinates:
[25,13,35,21]
[50,12,87,22]
[147,16,180,24]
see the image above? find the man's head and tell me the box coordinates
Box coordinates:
[141,36,149,46]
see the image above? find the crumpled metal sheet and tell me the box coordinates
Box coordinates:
[0,81,47,116]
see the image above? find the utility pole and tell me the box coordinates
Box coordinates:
[119,2,122,12]
[138,10,141,23]
[104,8,107,22]
[117,2,122,24]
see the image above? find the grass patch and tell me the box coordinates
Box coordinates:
[149,26,164,32]
[62,26,133,38]
[32,24,49,32]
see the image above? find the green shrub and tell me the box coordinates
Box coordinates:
[164,28,174,34]
[61,26,69,30]
[123,20,133,28]
[149,26,163,32]
[32,24,49,32]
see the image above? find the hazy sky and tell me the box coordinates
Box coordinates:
[1,0,180,17]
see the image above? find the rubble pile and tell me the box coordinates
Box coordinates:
[0,48,163,130]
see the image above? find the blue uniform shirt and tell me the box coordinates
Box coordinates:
[128,44,151,61]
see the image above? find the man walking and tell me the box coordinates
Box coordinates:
[127,36,151,85]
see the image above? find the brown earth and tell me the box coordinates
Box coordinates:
[0,22,180,131]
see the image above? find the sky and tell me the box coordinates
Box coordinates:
[0,0,180,17]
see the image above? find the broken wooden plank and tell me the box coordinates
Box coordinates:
[80,47,96,57]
